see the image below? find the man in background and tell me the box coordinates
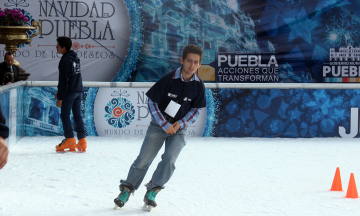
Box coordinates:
[0,52,19,86]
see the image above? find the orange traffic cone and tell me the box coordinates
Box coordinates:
[330,167,343,191]
[346,173,359,199]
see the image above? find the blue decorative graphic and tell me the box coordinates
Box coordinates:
[4,0,29,7]
[283,7,319,44]
[259,0,285,37]
[23,87,63,136]
[239,92,255,109]
[257,95,271,109]
[226,118,241,132]
[29,98,45,121]
[211,87,360,138]
[202,89,218,137]
[48,106,60,126]
[112,0,143,82]
[284,123,298,137]
[300,122,318,138]
[14,86,360,138]
[108,0,360,83]
[84,87,98,136]
[288,106,303,122]
[253,110,269,126]
[331,108,346,123]
[104,98,135,128]
[285,46,305,61]
[278,100,289,119]
[269,89,284,99]
[226,99,240,115]
[320,118,335,133]
[312,45,329,61]
[324,12,360,47]
[315,0,351,16]
[270,119,285,134]
[237,109,252,124]
[131,0,259,82]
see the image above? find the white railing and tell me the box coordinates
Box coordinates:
[2,81,360,91]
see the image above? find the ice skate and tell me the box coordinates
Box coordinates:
[76,138,87,152]
[142,187,161,212]
[114,185,133,210]
[55,138,76,152]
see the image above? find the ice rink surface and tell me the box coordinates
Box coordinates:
[1,136,360,216]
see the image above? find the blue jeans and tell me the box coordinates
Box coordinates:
[120,119,188,190]
[60,92,86,139]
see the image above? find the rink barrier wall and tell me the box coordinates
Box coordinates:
[1,81,360,147]
[0,82,25,148]
[25,81,360,89]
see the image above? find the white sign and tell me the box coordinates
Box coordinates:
[94,88,207,137]
[0,0,131,82]
[164,100,181,118]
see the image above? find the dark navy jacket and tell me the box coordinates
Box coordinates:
[146,69,206,123]
[0,102,9,139]
[57,50,83,100]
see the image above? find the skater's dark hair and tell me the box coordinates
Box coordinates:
[182,44,203,62]
[57,36,72,51]
[2,72,14,84]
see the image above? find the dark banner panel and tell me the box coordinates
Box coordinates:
[208,88,360,138]
[129,0,360,84]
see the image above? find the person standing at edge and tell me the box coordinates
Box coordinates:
[55,36,87,152]
[0,52,19,86]
[114,44,206,211]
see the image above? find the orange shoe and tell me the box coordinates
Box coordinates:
[56,138,77,152]
[76,138,87,152]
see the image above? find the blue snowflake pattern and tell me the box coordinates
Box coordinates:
[285,89,303,104]
[240,93,255,109]
[324,13,360,47]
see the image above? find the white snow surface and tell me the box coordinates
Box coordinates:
[1,136,360,216]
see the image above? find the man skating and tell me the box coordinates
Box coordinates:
[114,44,206,211]
[54,36,87,152]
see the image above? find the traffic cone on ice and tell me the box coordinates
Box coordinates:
[345,173,359,199]
[330,167,343,191]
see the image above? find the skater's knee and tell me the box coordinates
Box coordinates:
[164,156,177,165]
[132,161,151,170]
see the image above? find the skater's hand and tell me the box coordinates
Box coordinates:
[172,122,180,132]
[0,136,9,170]
[56,100,62,107]
[165,125,176,134]
[55,92,58,99]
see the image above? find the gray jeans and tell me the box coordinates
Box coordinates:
[120,119,188,191]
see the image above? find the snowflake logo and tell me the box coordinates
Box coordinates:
[324,13,359,47]
[104,98,135,128]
